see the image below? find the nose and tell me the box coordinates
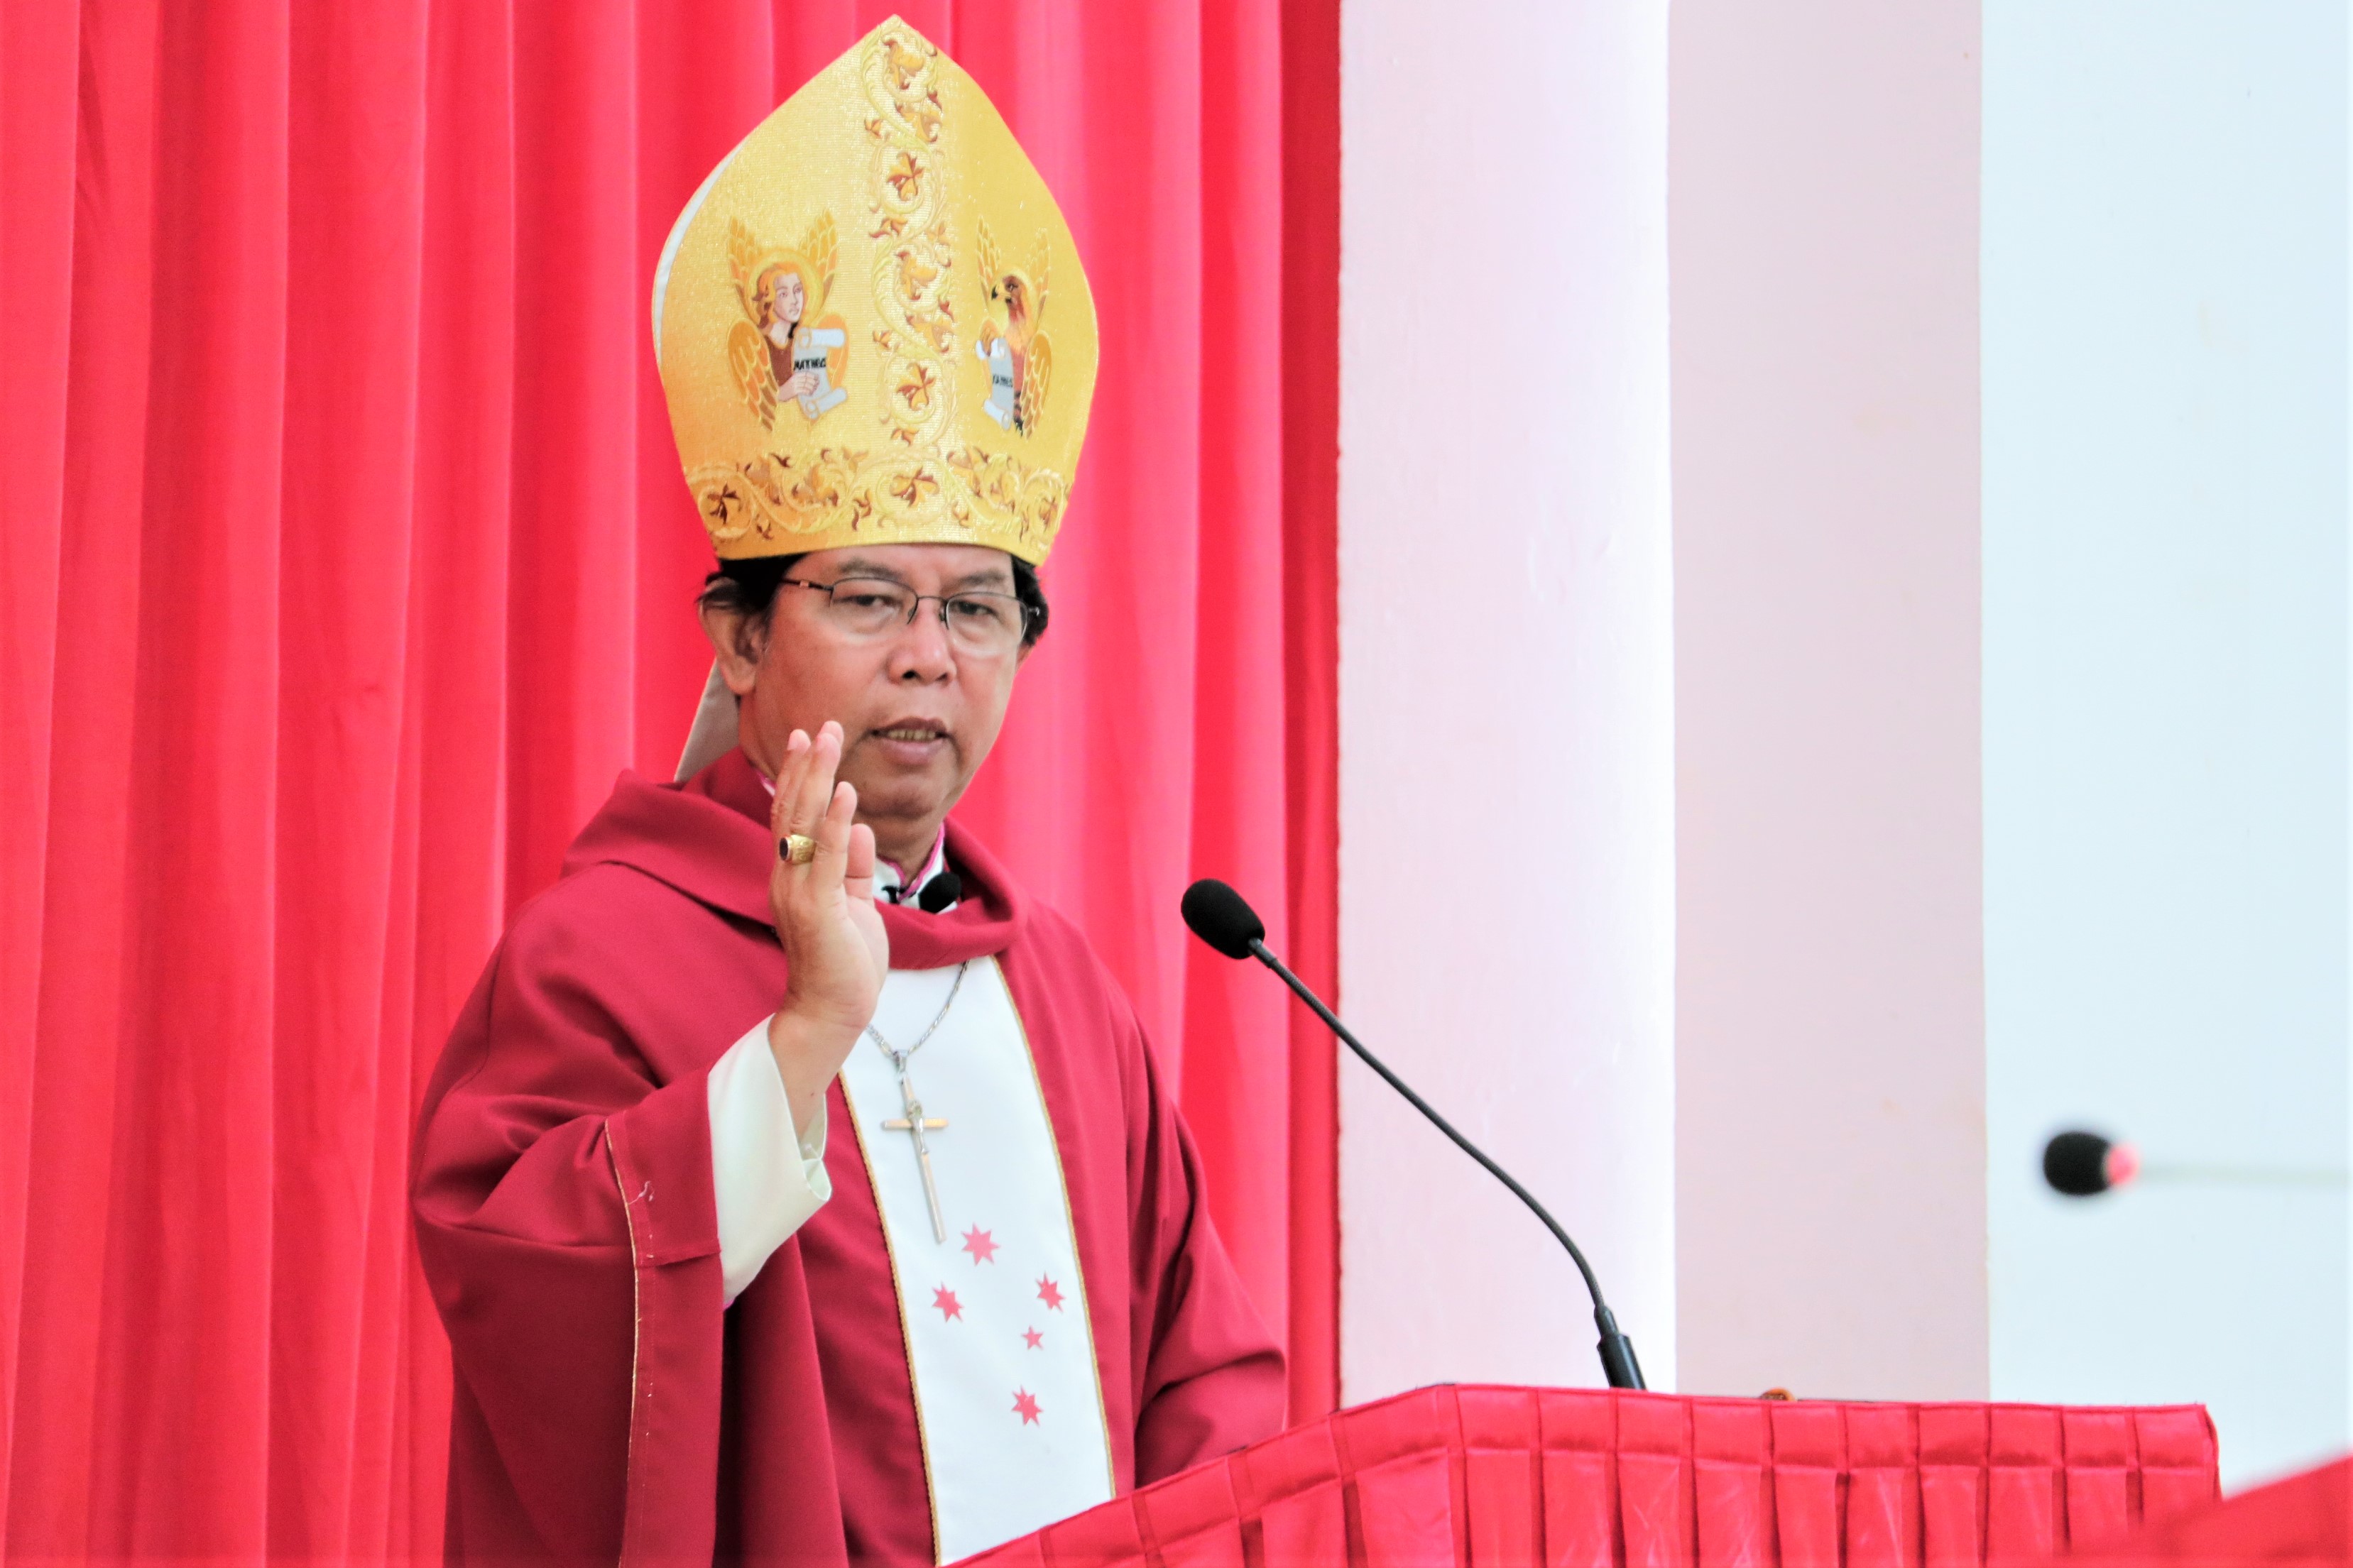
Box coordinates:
[887,600,956,683]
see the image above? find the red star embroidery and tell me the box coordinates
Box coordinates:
[1035,1275,1065,1312]
[961,1226,999,1265]
[1012,1388,1042,1425]
[931,1285,963,1322]
[1022,1327,1044,1350]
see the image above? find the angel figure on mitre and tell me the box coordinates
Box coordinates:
[974,218,1054,435]
[727,214,848,426]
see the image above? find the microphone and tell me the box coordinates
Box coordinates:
[2042,1129,2347,1197]
[2043,1130,2137,1196]
[1180,878,1646,1391]
[916,872,963,914]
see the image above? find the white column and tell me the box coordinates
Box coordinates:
[1337,0,1675,1397]
[1669,1,1987,1403]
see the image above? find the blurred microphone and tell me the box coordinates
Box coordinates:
[1180,877,1647,1391]
[2043,1131,2140,1196]
[2042,1129,2347,1197]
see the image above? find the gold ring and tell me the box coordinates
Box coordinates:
[782,833,818,865]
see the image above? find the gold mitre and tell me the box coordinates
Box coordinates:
[653,18,1098,566]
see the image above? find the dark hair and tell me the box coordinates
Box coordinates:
[698,552,1049,647]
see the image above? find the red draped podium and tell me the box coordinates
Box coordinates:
[955,1386,2219,1568]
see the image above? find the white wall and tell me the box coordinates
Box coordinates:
[1669,1,1988,1403]
[1336,0,1676,1398]
[1983,1,2350,1489]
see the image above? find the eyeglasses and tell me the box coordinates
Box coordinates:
[779,575,1032,656]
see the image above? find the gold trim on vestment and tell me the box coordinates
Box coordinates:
[998,973,1118,1502]
[609,1142,648,1567]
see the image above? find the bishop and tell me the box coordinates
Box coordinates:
[410,21,1283,1567]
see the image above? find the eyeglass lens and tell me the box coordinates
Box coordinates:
[820,577,1025,651]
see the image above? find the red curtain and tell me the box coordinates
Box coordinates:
[0,1,1338,1559]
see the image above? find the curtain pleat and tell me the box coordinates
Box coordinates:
[0,0,81,1541]
[97,0,290,1552]
[10,0,159,1550]
[1184,0,1293,1373]
[0,1,1338,1556]
[273,1,432,1554]
[1279,0,1344,1425]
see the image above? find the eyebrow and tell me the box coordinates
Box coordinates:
[824,558,1015,592]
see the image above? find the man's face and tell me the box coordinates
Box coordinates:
[709,543,1027,862]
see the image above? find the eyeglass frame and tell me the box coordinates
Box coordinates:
[775,574,1038,653]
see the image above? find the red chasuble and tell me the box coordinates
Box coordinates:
[411,750,1285,1565]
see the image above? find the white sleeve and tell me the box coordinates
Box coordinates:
[707,1016,832,1304]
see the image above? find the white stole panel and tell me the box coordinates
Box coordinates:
[838,958,1115,1563]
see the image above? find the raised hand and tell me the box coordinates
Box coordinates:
[765,721,890,1137]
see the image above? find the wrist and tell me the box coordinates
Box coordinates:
[767,1007,859,1114]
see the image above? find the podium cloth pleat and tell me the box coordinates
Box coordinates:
[2065,1453,2352,1567]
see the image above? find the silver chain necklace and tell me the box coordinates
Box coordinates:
[870,961,969,1244]
[866,960,969,1074]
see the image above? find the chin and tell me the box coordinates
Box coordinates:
[851,748,954,788]
[852,777,956,823]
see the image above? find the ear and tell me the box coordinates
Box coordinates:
[699,600,766,698]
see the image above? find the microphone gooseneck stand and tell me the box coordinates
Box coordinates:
[1181,879,1645,1391]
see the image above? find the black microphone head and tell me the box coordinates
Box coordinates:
[1181,879,1265,960]
[2044,1129,2118,1197]
[916,871,963,914]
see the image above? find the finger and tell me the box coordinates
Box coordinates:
[770,728,812,845]
[808,779,858,889]
[844,821,877,904]
[789,720,843,838]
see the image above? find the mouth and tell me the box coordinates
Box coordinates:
[869,721,950,745]
[863,720,954,764]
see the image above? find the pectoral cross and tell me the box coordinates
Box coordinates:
[881,1070,950,1243]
